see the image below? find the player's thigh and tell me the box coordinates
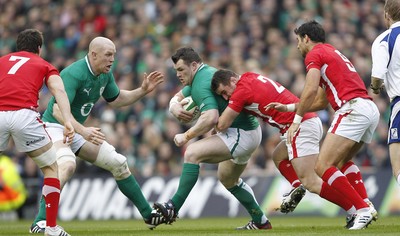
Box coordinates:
[389,143,400,177]
[330,98,379,143]
[77,141,102,163]
[10,109,52,154]
[388,98,400,144]
[216,126,262,165]
[286,117,322,160]
[184,135,231,164]
[318,132,357,167]
[0,112,11,151]
[46,122,86,153]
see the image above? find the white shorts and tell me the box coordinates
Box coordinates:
[45,122,86,153]
[329,98,379,143]
[282,117,323,160]
[0,109,51,152]
[217,126,262,165]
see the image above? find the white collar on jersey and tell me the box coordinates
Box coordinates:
[85,55,96,76]
[390,21,400,29]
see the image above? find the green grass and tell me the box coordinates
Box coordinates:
[1,216,399,235]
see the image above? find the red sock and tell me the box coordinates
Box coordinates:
[43,178,61,227]
[321,167,368,210]
[320,182,353,211]
[278,160,301,188]
[340,161,368,200]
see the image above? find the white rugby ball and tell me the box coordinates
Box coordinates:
[181,96,200,122]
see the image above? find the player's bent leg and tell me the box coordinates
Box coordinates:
[30,145,76,233]
[56,146,77,187]
[90,141,164,228]
[273,141,301,188]
[219,161,270,229]
[31,146,71,234]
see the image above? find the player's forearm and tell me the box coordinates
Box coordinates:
[110,89,147,108]
[52,104,85,134]
[216,108,238,132]
[307,88,328,112]
[184,110,218,140]
[296,84,318,118]
[53,91,73,123]
[48,76,74,123]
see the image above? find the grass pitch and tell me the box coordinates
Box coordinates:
[1,216,399,235]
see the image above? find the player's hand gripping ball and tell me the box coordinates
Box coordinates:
[181,96,200,123]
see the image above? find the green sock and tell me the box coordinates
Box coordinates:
[32,196,46,225]
[171,163,200,212]
[116,175,152,219]
[227,180,264,224]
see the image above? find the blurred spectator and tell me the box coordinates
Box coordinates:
[0,0,390,181]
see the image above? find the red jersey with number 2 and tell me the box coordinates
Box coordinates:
[304,44,371,111]
[228,72,317,134]
[0,51,59,111]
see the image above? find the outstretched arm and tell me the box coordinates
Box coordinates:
[110,71,164,108]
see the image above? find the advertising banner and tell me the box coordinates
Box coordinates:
[58,169,398,221]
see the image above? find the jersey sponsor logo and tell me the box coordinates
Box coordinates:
[83,88,92,96]
[26,136,45,146]
[391,128,398,139]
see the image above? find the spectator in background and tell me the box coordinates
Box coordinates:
[0,0,391,180]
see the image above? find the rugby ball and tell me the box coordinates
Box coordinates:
[181,96,200,122]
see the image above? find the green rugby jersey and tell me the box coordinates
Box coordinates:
[43,56,120,124]
[182,64,258,130]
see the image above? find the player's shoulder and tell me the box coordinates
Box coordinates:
[61,58,89,78]
[373,29,391,46]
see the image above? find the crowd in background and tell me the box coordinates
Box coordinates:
[0,0,391,184]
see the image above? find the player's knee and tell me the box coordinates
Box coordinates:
[183,146,201,164]
[94,141,130,179]
[56,147,76,177]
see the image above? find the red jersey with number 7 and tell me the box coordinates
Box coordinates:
[228,72,317,134]
[0,51,59,111]
[304,44,371,111]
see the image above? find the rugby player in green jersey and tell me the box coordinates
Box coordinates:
[29,37,165,233]
[154,47,272,230]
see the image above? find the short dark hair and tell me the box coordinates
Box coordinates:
[294,20,325,43]
[16,29,43,54]
[171,47,202,65]
[211,69,238,92]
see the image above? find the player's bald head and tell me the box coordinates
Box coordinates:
[87,37,116,75]
[89,37,115,53]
